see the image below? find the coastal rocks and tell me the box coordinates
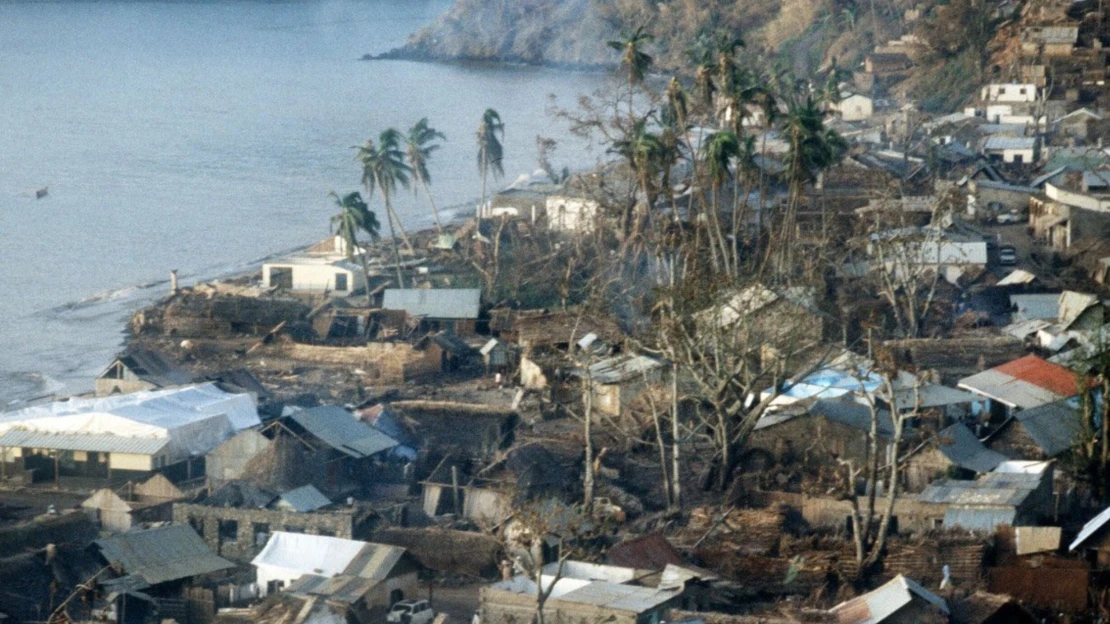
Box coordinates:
[385,0,618,68]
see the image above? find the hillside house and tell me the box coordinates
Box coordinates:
[957,355,1086,418]
[1021,25,1079,57]
[986,400,1083,460]
[904,423,1006,491]
[750,398,899,472]
[574,354,668,419]
[96,348,192,396]
[836,94,874,122]
[918,467,1054,531]
[982,137,1038,164]
[865,52,912,76]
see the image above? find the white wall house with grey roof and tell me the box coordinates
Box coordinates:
[263,257,368,297]
[0,383,259,482]
[982,136,1038,164]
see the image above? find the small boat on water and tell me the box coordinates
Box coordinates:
[35,187,48,199]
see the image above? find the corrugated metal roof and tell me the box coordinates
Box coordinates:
[585,355,666,384]
[831,574,948,624]
[974,179,1035,193]
[382,288,481,319]
[919,472,1044,507]
[100,348,193,388]
[998,269,1037,286]
[1010,294,1060,322]
[342,542,407,580]
[1059,291,1099,326]
[287,573,379,604]
[995,355,1085,398]
[958,355,1080,409]
[984,136,1036,150]
[274,485,332,513]
[944,507,1017,531]
[0,429,169,455]
[1014,400,1083,457]
[936,423,1006,473]
[95,524,234,586]
[1070,505,1110,550]
[555,582,680,613]
[290,406,398,458]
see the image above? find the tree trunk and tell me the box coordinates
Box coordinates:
[671,362,682,512]
[582,372,595,510]
[420,176,443,233]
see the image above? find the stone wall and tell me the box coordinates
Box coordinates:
[173,503,355,563]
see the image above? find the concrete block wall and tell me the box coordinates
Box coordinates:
[173,503,355,563]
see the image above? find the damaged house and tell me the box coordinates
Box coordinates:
[172,480,361,563]
[917,466,1055,531]
[93,524,236,624]
[0,383,259,485]
[96,347,192,396]
[252,531,421,614]
[480,574,681,624]
[81,473,185,533]
[573,354,669,419]
[381,288,481,336]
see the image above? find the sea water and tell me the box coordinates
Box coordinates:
[0,0,607,404]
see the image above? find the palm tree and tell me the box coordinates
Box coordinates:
[776,95,847,274]
[607,25,654,120]
[477,108,505,219]
[356,128,414,287]
[703,130,740,274]
[405,118,447,234]
[610,119,664,242]
[328,190,380,305]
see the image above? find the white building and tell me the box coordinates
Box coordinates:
[0,383,259,478]
[981,83,1038,103]
[983,136,1038,164]
[546,195,600,234]
[835,94,874,122]
[262,257,368,297]
[252,531,419,604]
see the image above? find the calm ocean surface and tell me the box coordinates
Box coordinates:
[0,0,607,404]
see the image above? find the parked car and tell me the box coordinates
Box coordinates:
[998,244,1017,265]
[388,601,435,624]
[997,212,1025,224]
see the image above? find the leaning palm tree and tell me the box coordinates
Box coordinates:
[327,190,380,306]
[477,108,505,218]
[406,118,447,233]
[356,129,413,287]
[607,25,654,120]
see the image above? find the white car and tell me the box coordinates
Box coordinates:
[387,600,435,624]
[996,212,1024,224]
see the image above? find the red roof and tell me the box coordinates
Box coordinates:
[994,355,1089,398]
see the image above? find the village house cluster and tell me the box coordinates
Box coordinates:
[9,1,1110,624]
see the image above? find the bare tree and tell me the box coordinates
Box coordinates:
[839,365,920,575]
